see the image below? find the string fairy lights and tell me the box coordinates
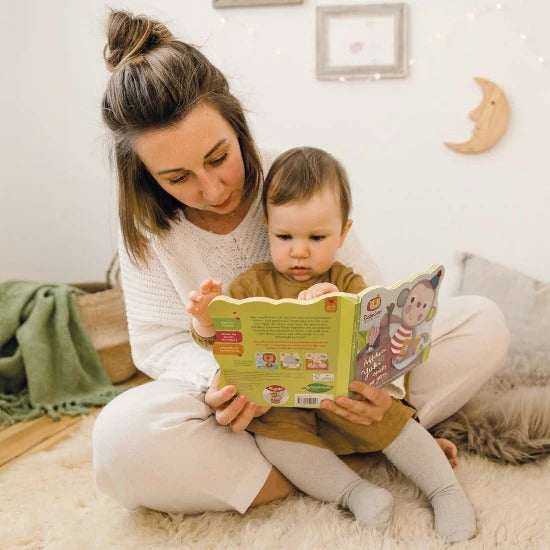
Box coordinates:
[214,1,548,77]
[429,1,548,72]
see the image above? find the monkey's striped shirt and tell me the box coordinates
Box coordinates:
[391,324,413,356]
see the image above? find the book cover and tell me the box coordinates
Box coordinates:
[208,264,444,408]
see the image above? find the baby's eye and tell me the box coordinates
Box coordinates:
[210,153,227,166]
[410,296,416,303]
[310,235,325,241]
[276,234,292,241]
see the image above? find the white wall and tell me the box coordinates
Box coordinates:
[2,0,549,295]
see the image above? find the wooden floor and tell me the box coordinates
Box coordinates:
[0,371,150,472]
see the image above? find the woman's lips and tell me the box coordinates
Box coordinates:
[212,196,232,208]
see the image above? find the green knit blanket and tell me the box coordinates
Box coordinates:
[0,281,126,426]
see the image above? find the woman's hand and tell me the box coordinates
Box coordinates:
[320,380,392,425]
[297,283,339,301]
[186,279,223,334]
[205,371,272,432]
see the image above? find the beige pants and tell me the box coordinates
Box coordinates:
[92,296,509,514]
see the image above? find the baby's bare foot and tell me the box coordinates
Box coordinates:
[436,438,458,468]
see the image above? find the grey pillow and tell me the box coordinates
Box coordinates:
[457,252,550,356]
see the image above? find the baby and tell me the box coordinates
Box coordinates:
[187,147,476,542]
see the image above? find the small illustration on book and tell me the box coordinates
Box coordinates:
[209,265,444,408]
[306,352,329,370]
[256,352,278,369]
[281,352,301,369]
[263,385,289,404]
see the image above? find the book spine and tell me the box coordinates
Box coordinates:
[348,301,361,397]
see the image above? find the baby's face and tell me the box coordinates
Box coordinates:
[267,187,351,282]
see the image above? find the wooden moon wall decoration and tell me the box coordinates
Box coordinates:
[445,77,510,154]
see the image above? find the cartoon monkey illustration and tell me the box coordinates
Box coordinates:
[386,270,442,364]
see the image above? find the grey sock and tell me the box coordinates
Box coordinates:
[383,419,476,543]
[255,435,393,529]
[339,478,393,530]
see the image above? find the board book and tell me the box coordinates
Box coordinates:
[208,264,444,408]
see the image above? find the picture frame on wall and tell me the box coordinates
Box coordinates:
[213,0,302,8]
[317,3,408,80]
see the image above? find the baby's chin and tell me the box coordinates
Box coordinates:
[281,271,316,283]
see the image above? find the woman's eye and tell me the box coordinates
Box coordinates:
[310,235,325,241]
[169,173,189,185]
[210,153,227,166]
[410,296,415,303]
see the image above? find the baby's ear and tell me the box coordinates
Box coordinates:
[338,219,353,246]
[262,214,269,226]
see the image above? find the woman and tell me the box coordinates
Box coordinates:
[92,10,510,515]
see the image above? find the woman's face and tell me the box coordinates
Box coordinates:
[133,102,246,215]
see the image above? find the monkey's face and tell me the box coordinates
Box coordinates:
[402,283,435,328]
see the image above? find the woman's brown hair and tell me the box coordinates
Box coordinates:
[102,10,262,264]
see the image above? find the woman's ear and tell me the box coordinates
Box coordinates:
[338,219,353,247]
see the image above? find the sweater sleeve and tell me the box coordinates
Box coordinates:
[118,234,218,391]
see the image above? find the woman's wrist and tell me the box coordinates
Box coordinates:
[192,317,216,337]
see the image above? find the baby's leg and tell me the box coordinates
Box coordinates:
[255,435,393,530]
[382,419,476,543]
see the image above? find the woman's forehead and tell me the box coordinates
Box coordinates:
[133,103,235,168]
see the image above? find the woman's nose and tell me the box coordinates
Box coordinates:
[201,172,225,203]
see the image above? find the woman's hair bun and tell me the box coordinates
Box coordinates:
[103,10,174,71]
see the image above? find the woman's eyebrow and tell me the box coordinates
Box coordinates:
[204,138,227,158]
[156,139,228,176]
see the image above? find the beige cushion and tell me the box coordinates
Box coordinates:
[457,252,550,356]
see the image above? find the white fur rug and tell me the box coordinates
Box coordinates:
[0,417,548,550]
[431,354,550,464]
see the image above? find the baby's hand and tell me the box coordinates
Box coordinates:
[297,283,339,301]
[187,278,223,332]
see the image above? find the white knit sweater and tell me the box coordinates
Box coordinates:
[119,189,386,394]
